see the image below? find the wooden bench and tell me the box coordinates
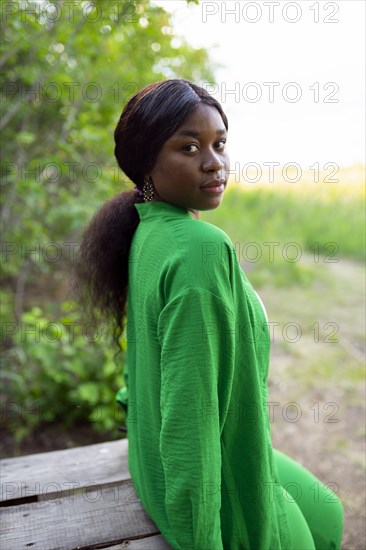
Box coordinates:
[0,438,173,549]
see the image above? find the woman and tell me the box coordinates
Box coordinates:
[75,79,344,549]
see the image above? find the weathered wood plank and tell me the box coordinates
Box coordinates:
[1,438,129,502]
[0,480,173,550]
[104,536,172,549]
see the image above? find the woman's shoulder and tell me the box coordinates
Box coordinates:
[156,218,235,269]
[193,217,230,237]
[184,217,234,248]
[150,216,235,260]
[186,218,237,262]
[158,218,237,298]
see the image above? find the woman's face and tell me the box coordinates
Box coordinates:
[147,103,230,213]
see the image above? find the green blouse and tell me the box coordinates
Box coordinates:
[116,200,292,550]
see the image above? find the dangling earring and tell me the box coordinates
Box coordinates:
[143,177,155,201]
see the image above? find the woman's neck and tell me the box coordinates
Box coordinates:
[187,208,200,220]
[147,196,200,220]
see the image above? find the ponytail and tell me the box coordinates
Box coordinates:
[72,189,142,353]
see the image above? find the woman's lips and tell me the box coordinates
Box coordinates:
[200,181,226,193]
[200,183,225,194]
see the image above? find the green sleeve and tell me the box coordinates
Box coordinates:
[157,286,234,549]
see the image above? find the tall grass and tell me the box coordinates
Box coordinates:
[203,166,365,262]
[201,166,365,288]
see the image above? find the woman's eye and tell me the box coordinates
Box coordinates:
[215,139,227,150]
[183,140,227,153]
[184,144,199,153]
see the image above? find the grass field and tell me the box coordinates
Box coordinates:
[204,164,365,262]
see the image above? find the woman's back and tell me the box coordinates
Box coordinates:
[125,200,292,549]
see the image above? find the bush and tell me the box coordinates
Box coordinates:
[0,301,127,443]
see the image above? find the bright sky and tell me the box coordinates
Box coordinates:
[151,0,365,175]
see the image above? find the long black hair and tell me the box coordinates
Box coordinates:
[72,78,228,352]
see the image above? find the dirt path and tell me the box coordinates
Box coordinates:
[258,258,365,549]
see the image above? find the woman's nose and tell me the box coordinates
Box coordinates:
[202,158,225,172]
